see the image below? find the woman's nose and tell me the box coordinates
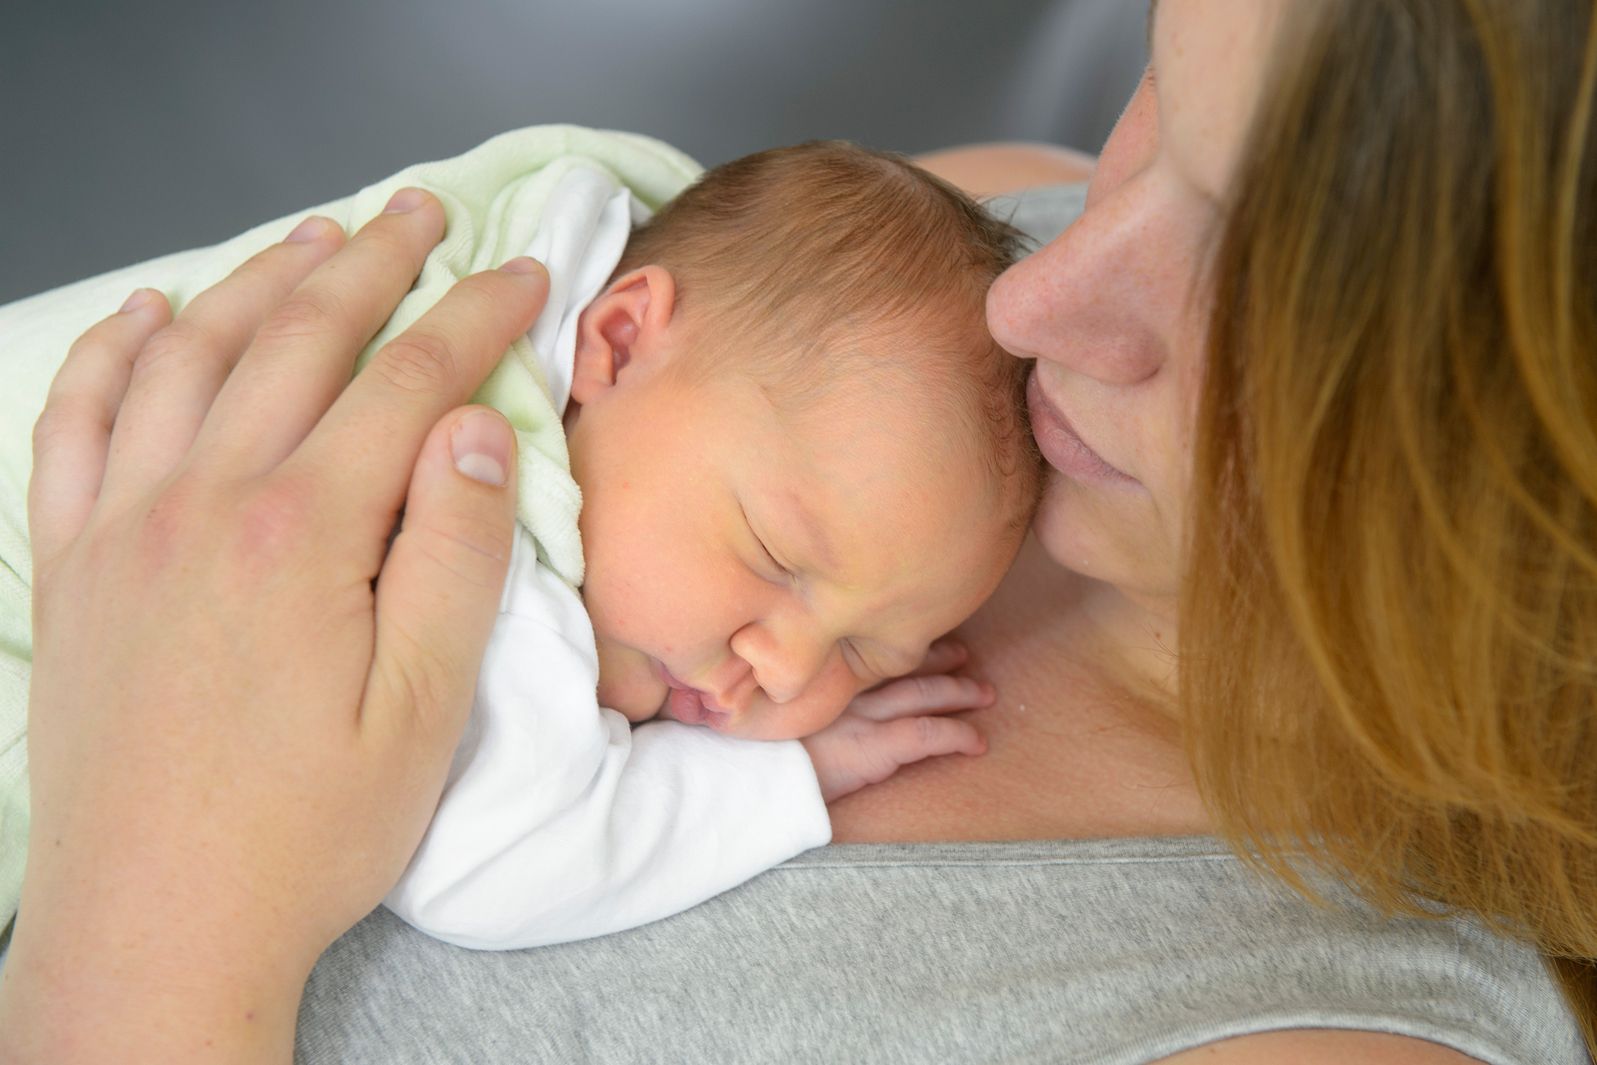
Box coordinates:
[986,193,1170,388]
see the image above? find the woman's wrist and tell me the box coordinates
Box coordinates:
[0,872,317,1064]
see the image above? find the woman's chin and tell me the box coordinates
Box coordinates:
[1031,479,1179,602]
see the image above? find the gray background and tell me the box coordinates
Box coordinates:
[0,0,1147,306]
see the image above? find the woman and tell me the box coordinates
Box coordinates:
[2,1,1592,1061]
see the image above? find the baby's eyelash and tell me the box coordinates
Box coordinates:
[841,639,880,680]
[740,501,792,582]
[755,536,791,579]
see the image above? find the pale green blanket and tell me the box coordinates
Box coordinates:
[0,125,701,929]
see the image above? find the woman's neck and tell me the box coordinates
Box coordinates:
[1073,567,1183,707]
[828,536,1212,844]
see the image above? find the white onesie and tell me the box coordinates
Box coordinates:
[384,168,831,950]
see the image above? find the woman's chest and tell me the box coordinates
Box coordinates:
[827,696,1210,843]
[829,555,1211,844]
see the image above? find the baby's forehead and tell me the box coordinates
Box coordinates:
[744,325,977,425]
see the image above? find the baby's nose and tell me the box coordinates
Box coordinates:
[704,663,758,715]
[757,643,832,705]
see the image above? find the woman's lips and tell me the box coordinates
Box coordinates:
[1026,370,1138,487]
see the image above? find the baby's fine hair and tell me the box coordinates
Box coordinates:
[615,140,1041,532]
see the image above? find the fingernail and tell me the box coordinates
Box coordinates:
[119,288,156,314]
[285,216,330,243]
[499,256,545,277]
[384,187,427,214]
[451,409,512,486]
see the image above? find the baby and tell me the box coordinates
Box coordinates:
[0,129,1038,946]
[386,140,1040,948]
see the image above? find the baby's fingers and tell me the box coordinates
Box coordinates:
[847,673,995,722]
[803,714,988,801]
[884,715,988,765]
[912,637,969,677]
[846,716,987,793]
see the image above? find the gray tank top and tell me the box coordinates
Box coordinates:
[295,836,1584,1064]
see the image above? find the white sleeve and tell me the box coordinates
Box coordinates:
[383,528,832,950]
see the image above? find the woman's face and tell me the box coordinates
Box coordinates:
[987,0,1283,610]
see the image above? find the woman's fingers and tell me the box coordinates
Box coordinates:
[367,406,517,750]
[289,258,548,540]
[28,290,171,568]
[847,673,995,721]
[97,217,344,505]
[198,190,449,478]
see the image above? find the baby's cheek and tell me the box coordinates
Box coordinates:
[593,639,663,722]
[747,658,865,741]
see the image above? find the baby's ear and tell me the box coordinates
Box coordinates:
[570,266,678,405]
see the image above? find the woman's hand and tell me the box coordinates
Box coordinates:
[802,638,991,802]
[0,191,548,1064]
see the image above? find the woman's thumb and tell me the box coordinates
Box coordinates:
[372,405,517,741]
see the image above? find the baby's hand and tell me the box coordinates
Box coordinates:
[801,639,993,802]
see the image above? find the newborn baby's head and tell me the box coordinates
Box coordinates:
[562,141,1040,741]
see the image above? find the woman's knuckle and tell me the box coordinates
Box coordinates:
[134,320,212,378]
[383,649,450,723]
[374,329,458,395]
[232,480,316,563]
[453,277,502,316]
[63,323,111,366]
[235,243,293,282]
[258,288,346,345]
[131,476,207,569]
[356,220,420,262]
[403,516,510,592]
[31,404,81,459]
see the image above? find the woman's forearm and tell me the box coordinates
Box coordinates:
[0,907,306,1064]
